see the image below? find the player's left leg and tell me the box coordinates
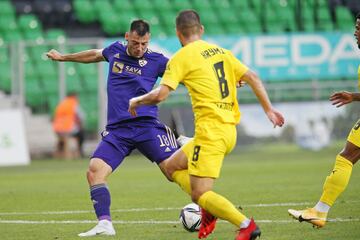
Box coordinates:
[289,123,360,228]
[188,124,259,239]
[191,176,260,239]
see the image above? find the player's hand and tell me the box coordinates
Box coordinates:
[266,108,285,128]
[128,97,141,117]
[236,80,246,88]
[330,91,353,108]
[46,49,63,61]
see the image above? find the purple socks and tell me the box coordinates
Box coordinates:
[90,184,111,221]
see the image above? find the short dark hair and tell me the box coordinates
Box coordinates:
[357,12,360,20]
[176,10,201,37]
[130,19,150,36]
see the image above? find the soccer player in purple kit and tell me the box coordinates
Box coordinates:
[47,20,181,237]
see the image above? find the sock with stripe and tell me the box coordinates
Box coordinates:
[90,184,112,221]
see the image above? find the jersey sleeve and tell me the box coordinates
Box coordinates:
[102,41,118,62]
[157,55,169,77]
[228,50,249,80]
[160,54,186,90]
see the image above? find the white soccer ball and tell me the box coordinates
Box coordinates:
[179,203,202,232]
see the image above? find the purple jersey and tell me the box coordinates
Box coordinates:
[102,41,168,128]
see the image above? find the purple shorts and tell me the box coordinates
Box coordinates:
[92,117,179,171]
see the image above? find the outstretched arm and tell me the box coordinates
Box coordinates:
[46,49,105,63]
[330,91,360,108]
[128,84,173,117]
[240,70,285,128]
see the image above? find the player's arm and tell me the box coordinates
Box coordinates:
[240,70,285,127]
[330,91,360,107]
[128,84,173,117]
[46,49,105,63]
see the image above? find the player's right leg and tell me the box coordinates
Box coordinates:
[79,129,133,237]
[78,158,115,237]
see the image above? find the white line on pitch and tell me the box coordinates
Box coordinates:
[0,200,358,216]
[0,218,359,225]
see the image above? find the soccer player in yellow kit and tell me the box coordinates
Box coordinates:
[288,13,360,228]
[129,10,284,240]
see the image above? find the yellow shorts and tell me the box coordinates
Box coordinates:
[181,122,237,178]
[347,119,360,147]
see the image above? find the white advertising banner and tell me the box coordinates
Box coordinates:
[0,110,30,166]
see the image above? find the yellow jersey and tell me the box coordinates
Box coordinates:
[161,40,248,125]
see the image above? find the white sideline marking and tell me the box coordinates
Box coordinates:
[0,218,358,225]
[0,200,358,216]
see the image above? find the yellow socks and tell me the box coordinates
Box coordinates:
[172,170,191,195]
[198,191,247,227]
[320,154,353,206]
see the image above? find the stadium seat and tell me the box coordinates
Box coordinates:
[3,30,23,42]
[150,23,168,38]
[0,16,18,33]
[100,10,123,35]
[301,4,316,31]
[335,6,354,31]
[200,9,219,26]
[29,45,49,62]
[231,0,250,9]
[18,14,41,31]
[212,0,232,10]
[47,93,60,115]
[238,10,263,33]
[0,0,16,18]
[153,0,172,12]
[93,0,112,14]
[25,77,44,108]
[77,63,97,79]
[25,61,39,79]
[113,0,134,11]
[218,9,240,27]
[45,29,66,43]
[66,74,83,92]
[23,29,44,42]
[316,7,333,31]
[172,0,192,12]
[79,94,98,130]
[140,11,160,26]
[192,0,211,11]
[0,62,11,92]
[73,0,96,23]
[250,0,264,16]
[132,0,153,12]
[158,11,177,33]
[118,10,140,32]
[0,46,8,64]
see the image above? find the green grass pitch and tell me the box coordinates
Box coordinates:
[0,142,359,240]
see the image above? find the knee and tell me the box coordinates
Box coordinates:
[86,168,96,185]
[191,189,205,203]
[86,164,103,185]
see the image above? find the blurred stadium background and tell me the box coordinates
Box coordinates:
[0,0,359,158]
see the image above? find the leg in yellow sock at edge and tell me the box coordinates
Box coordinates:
[288,140,359,228]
